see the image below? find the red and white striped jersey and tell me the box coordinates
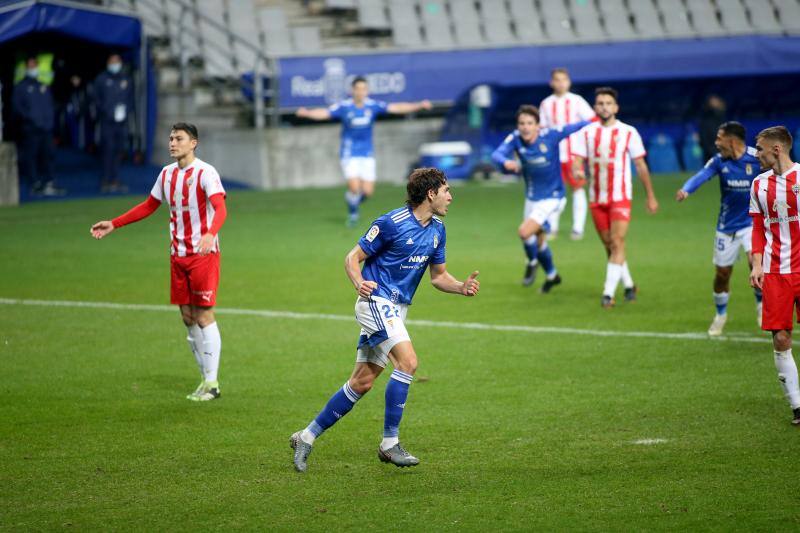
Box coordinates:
[150,158,226,257]
[539,92,595,162]
[570,121,646,205]
[749,163,800,274]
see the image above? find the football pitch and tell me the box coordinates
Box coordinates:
[2,174,799,530]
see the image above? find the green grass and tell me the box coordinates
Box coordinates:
[1,174,798,531]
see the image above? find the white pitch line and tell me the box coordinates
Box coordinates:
[0,297,766,344]
[632,438,668,445]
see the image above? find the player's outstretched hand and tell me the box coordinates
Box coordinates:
[646,196,659,214]
[675,189,689,202]
[358,280,378,298]
[419,99,433,111]
[197,233,215,255]
[462,271,480,297]
[296,107,308,118]
[750,264,764,290]
[90,221,114,239]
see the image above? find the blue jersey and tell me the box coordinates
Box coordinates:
[358,206,446,305]
[680,147,761,232]
[328,98,389,159]
[491,122,590,201]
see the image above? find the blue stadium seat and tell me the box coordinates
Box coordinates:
[647,134,681,174]
[681,132,704,171]
[794,128,800,161]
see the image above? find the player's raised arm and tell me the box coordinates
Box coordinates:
[633,157,658,214]
[491,133,521,173]
[429,263,480,296]
[90,195,161,239]
[386,100,432,114]
[676,159,717,202]
[295,107,333,121]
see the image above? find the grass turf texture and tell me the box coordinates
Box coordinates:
[1,174,798,530]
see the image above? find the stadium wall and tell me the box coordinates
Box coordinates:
[153,119,442,189]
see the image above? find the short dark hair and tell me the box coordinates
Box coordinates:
[516,105,540,123]
[351,76,367,87]
[171,122,199,140]
[595,86,619,103]
[718,121,746,142]
[551,67,569,78]
[406,167,448,208]
[757,126,793,151]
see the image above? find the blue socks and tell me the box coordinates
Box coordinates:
[537,243,556,277]
[345,191,361,217]
[307,382,362,438]
[384,369,413,438]
[522,236,539,264]
[713,291,729,315]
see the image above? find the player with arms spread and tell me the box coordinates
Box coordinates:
[539,67,596,240]
[296,76,432,226]
[676,121,761,336]
[749,126,800,425]
[289,168,480,472]
[491,104,592,292]
[90,123,227,401]
[572,87,659,307]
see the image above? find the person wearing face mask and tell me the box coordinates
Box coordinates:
[11,56,64,197]
[91,53,135,193]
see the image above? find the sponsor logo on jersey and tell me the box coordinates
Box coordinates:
[408,255,429,263]
[366,225,380,242]
[406,238,414,245]
[721,166,730,173]
[726,179,750,188]
[773,199,790,214]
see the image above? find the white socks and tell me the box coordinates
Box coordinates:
[621,261,634,289]
[200,322,221,384]
[572,188,587,234]
[186,324,204,377]
[300,428,316,445]
[380,436,399,451]
[604,262,623,297]
[774,349,800,409]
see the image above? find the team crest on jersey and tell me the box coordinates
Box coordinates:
[186,177,193,186]
[794,183,800,195]
[433,235,439,248]
[746,164,753,175]
[366,225,380,242]
[539,143,548,153]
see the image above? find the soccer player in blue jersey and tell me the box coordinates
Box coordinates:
[491,104,592,292]
[289,168,480,472]
[676,121,762,336]
[296,76,432,226]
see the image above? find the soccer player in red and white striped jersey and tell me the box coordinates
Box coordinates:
[748,126,800,425]
[90,123,227,401]
[539,68,596,239]
[571,87,658,308]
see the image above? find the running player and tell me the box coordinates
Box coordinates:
[90,123,227,401]
[676,121,761,336]
[748,125,800,425]
[539,68,596,240]
[571,87,659,308]
[296,76,432,226]
[491,104,591,292]
[289,168,480,472]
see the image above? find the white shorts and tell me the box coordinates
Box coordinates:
[713,226,752,267]
[524,197,564,227]
[354,296,410,368]
[341,157,376,181]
